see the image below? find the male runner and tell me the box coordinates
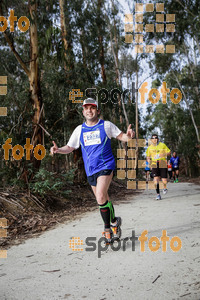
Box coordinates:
[50,98,135,243]
[144,159,151,182]
[146,134,171,200]
[167,160,173,181]
[170,152,180,183]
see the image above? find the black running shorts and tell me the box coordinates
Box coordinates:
[172,167,179,171]
[151,162,168,178]
[87,169,113,186]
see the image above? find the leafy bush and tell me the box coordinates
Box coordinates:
[30,168,74,197]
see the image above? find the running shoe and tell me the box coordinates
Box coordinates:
[156,194,161,200]
[163,189,168,195]
[174,180,176,183]
[102,229,113,244]
[111,217,122,240]
[176,179,179,183]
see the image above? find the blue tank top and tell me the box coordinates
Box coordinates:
[80,119,116,176]
[170,156,180,168]
[145,161,150,171]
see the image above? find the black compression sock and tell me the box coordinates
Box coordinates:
[109,202,116,223]
[156,183,160,194]
[99,201,110,229]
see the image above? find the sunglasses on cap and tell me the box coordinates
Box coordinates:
[152,137,158,139]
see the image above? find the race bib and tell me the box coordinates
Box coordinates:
[154,153,160,160]
[174,159,178,168]
[83,130,101,146]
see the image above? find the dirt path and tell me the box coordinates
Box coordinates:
[1,182,200,300]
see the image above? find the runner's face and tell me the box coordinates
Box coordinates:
[151,136,158,145]
[82,105,99,122]
[173,152,176,157]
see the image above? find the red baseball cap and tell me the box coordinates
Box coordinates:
[82,98,98,109]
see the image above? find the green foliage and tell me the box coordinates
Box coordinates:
[30,168,74,197]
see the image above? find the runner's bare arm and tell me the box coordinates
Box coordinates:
[50,141,75,155]
[147,156,151,163]
[159,151,171,158]
[116,124,135,142]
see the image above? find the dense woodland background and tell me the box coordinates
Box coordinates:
[0,0,199,199]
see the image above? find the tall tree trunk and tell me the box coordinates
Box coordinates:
[59,0,85,182]
[59,0,74,82]
[187,157,192,178]
[80,29,87,70]
[80,29,94,84]
[109,22,129,127]
[111,0,119,84]
[98,35,107,84]
[59,0,68,57]
[29,1,43,171]
[173,71,200,146]
[183,156,188,176]
[59,0,69,72]
[0,2,43,174]
[183,44,200,106]
[106,0,129,127]
[97,0,107,84]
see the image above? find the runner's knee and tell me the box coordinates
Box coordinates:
[96,192,107,204]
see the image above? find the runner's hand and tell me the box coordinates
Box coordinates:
[126,124,135,138]
[159,150,167,158]
[50,141,59,155]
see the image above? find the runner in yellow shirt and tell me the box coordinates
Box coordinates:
[146,134,171,200]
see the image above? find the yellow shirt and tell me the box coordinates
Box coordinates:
[146,142,170,162]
